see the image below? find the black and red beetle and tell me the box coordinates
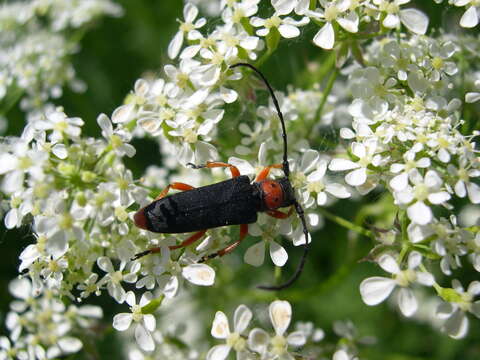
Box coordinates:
[133,63,309,290]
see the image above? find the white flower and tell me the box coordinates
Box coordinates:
[248,300,306,359]
[168,3,206,59]
[394,169,451,225]
[0,139,48,194]
[389,151,431,192]
[152,246,215,298]
[113,291,157,352]
[307,0,359,50]
[97,114,136,158]
[243,227,288,267]
[250,9,309,39]
[436,280,480,339]
[97,257,138,303]
[373,0,429,34]
[304,159,351,206]
[35,110,84,142]
[360,252,434,317]
[207,305,252,360]
[329,139,383,188]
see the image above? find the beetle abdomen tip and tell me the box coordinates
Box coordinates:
[134,208,148,230]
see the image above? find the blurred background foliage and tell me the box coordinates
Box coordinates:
[1,1,479,359]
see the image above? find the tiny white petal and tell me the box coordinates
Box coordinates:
[113,313,132,331]
[390,173,409,191]
[234,305,252,334]
[398,288,418,317]
[211,311,230,339]
[58,337,83,353]
[460,6,479,28]
[278,24,300,38]
[244,241,265,267]
[143,314,156,332]
[444,309,469,339]
[248,328,269,353]
[325,183,351,199]
[313,22,335,50]
[206,344,231,360]
[135,324,155,352]
[360,277,396,305]
[168,31,184,59]
[269,300,291,336]
[378,254,400,274]
[407,201,432,225]
[287,331,306,347]
[270,241,288,267]
[112,104,135,124]
[52,144,68,159]
[345,167,367,186]
[399,8,429,34]
[329,158,359,171]
[97,257,114,273]
[182,264,215,286]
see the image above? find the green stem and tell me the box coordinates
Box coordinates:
[317,207,373,238]
[314,67,339,122]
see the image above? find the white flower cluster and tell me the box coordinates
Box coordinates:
[207,300,370,360]
[0,107,221,351]
[0,278,102,359]
[125,0,428,163]
[320,34,480,338]
[206,300,365,360]
[0,0,121,114]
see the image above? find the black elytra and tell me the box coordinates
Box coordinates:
[141,176,297,234]
[134,63,310,291]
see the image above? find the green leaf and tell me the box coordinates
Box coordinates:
[141,295,164,314]
[438,288,462,303]
[240,17,254,36]
[266,27,280,54]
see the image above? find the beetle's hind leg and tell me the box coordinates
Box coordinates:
[187,161,240,178]
[199,224,248,262]
[132,230,207,260]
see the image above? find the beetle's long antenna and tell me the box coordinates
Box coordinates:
[230,63,289,177]
[257,201,309,291]
[230,63,309,291]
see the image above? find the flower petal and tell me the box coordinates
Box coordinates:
[313,22,334,50]
[211,311,230,339]
[182,264,215,286]
[135,324,155,352]
[244,241,265,267]
[269,300,291,336]
[206,344,231,360]
[234,305,252,334]
[398,288,418,317]
[360,277,396,305]
[113,313,132,331]
[270,241,288,267]
[399,8,429,34]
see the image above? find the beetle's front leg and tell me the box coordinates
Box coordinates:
[155,182,195,200]
[199,224,248,262]
[255,164,283,182]
[266,207,294,219]
[187,161,240,178]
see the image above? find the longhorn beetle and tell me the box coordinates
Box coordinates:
[133,63,309,291]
